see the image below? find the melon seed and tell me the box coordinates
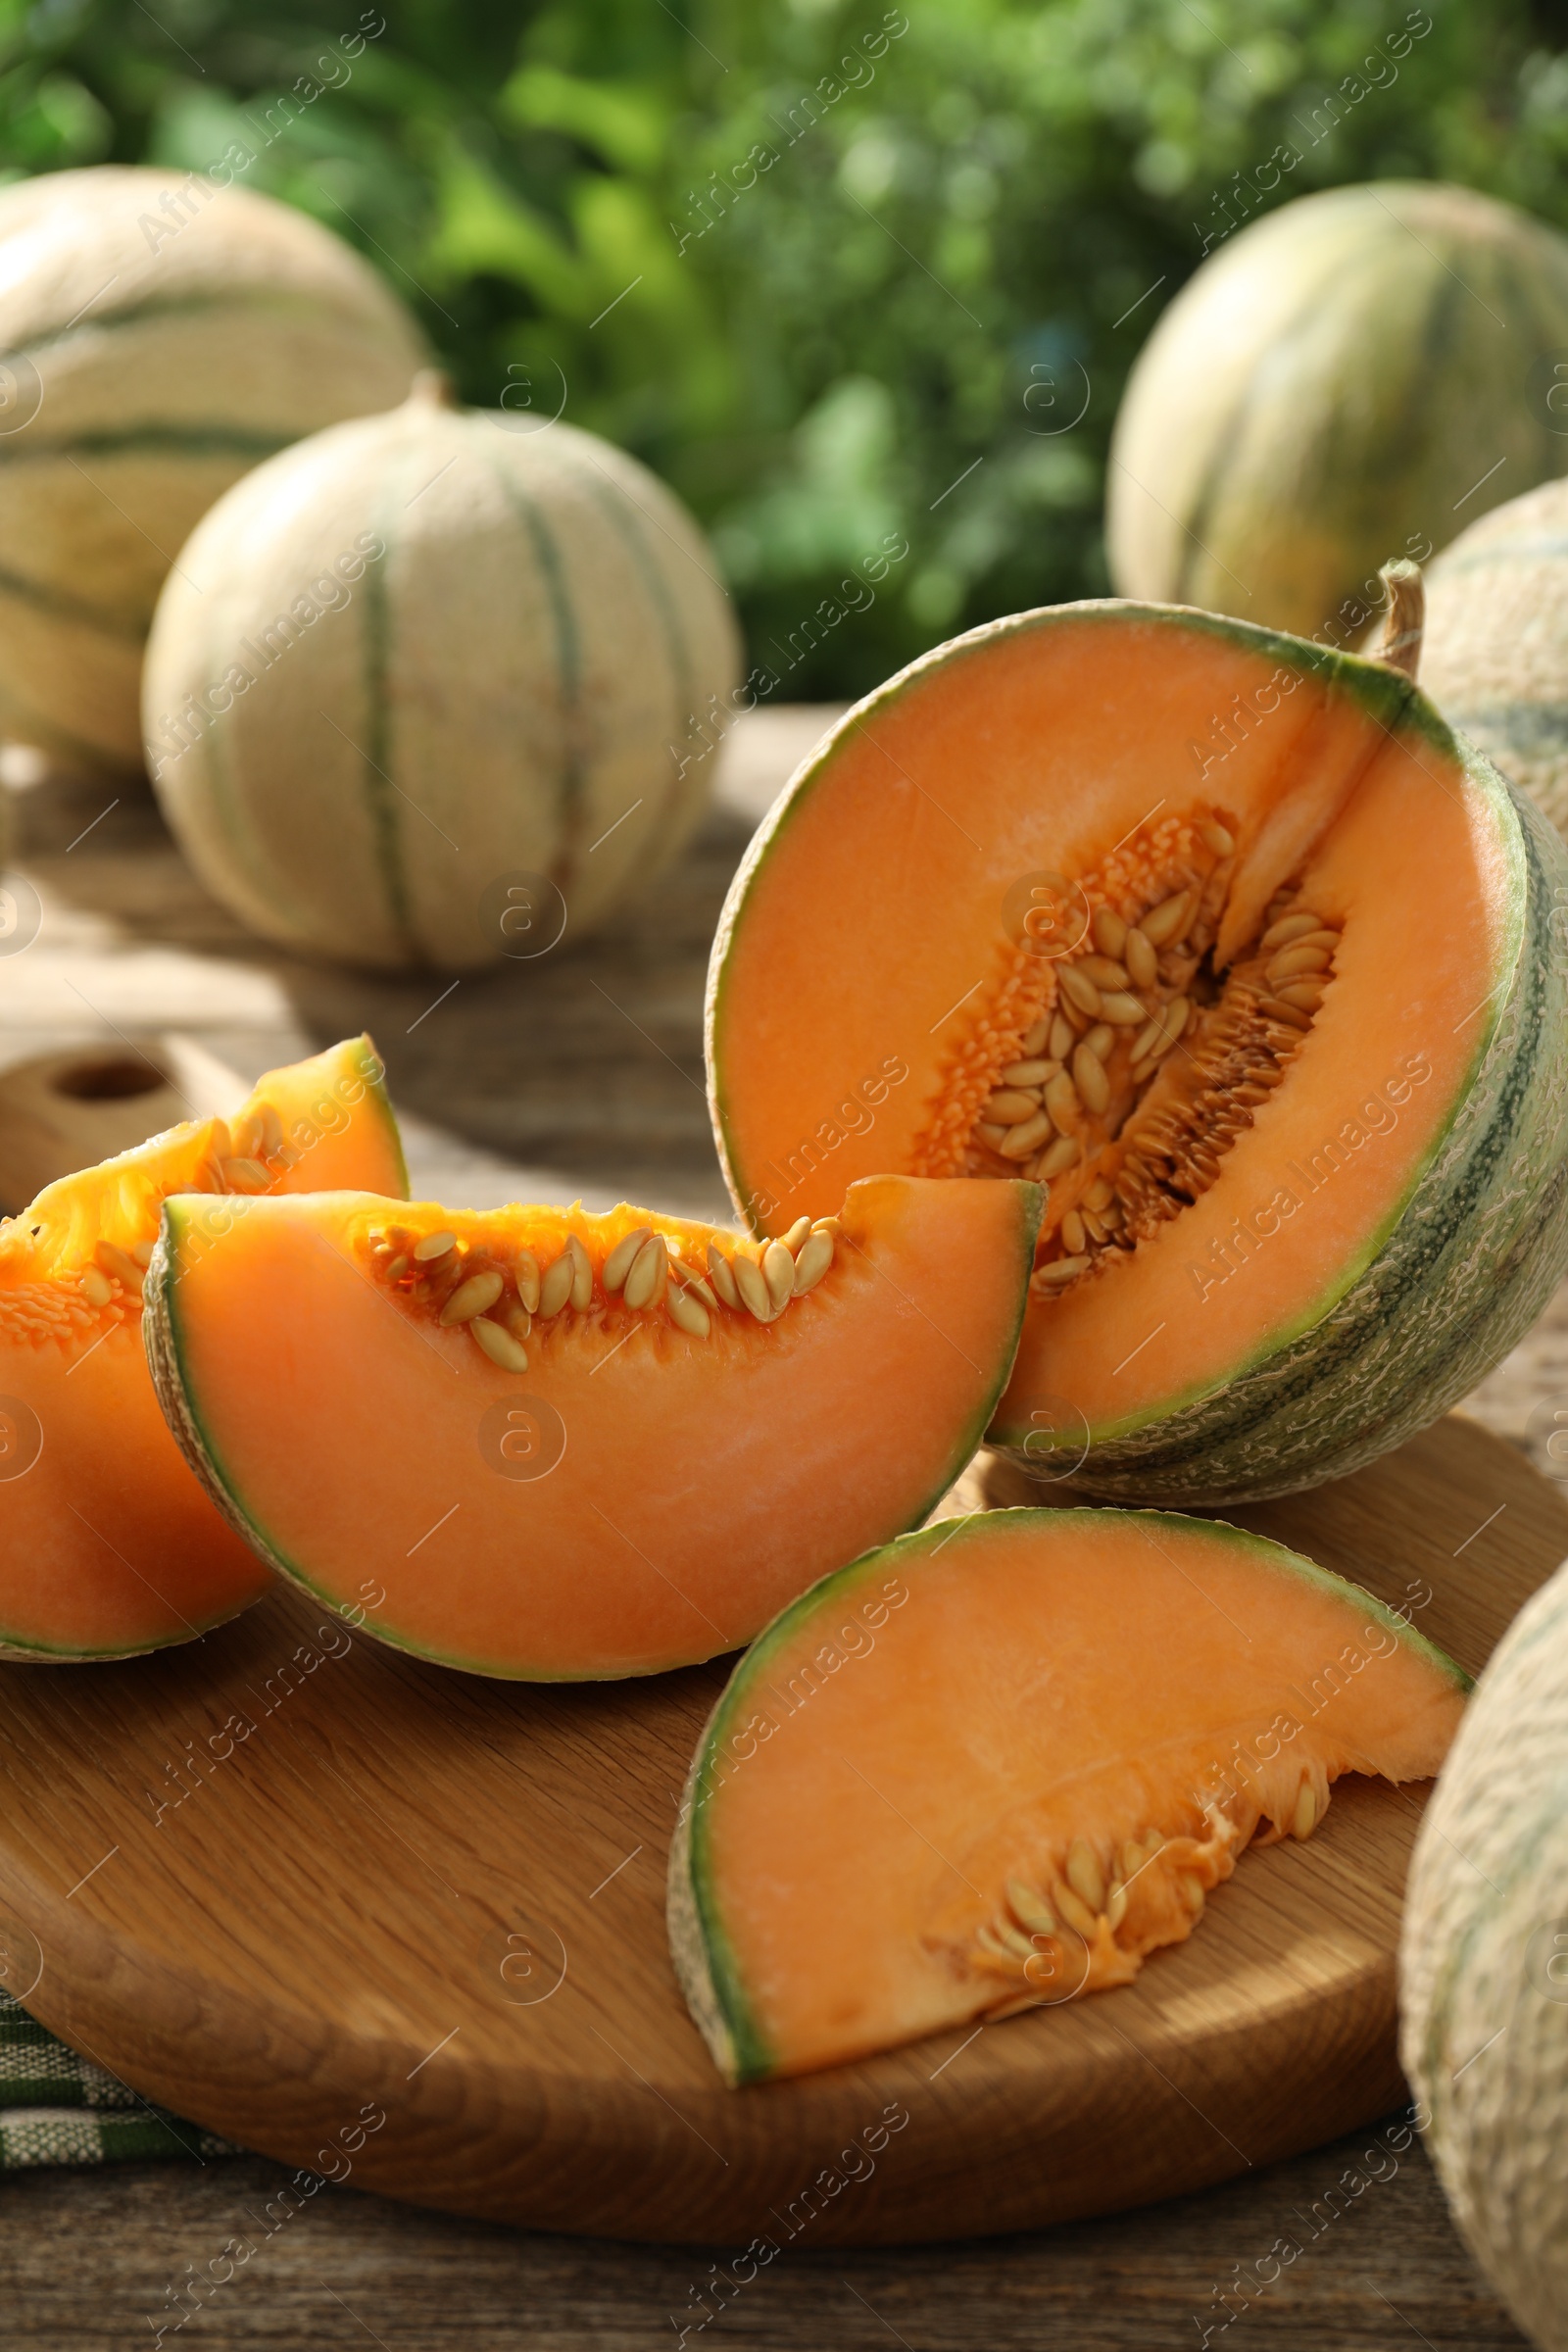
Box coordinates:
[999,1110,1052,1159]
[1123,927,1158,991]
[514,1250,541,1312]
[623,1235,668,1310]
[1200,819,1235,857]
[441,1270,504,1326]
[1054,1883,1100,1939]
[1043,1071,1079,1130]
[993,1919,1039,1962]
[1038,1254,1089,1286]
[221,1156,271,1194]
[384,1253,409,1281]
[1078,954,1129,990]
[538,1252,574,1317]
[82,1267,113,1307]
[1119,1838,1145,1882]
[1065,1836,1105,1913]
[1007,1881,1058,1936]
[1260,909,1323,952]
[1091,906,1128,958]
[988,1089,1045,1124]
[674,1266,719,1310]
[96,1241,143,1289]
[1049,1014,1075,1061]
[471,1316,527,1372]
[1072,1046,1109,1114]
[1098,991,1146,1027]
[229,1112,262,1160]
[707,1245,741,1309]
[501,1300,531,1342]
[667,1285,710,1339]
[1105,1880,1129,1931]
[733,1252,776,1323]
[257,1102,284,1158]
[1058,964,1102,1016]
[1267,944,1332,984]
[415,1231,458,1263]
[977,1122,1009,1150]
[131,1240,155,1269]
[1084,1024,1114,1061]
[1277,979,1326,1011]
[567,1234,594,1310]
[1081,1209,1108,1245]
[1180,1871,1205,1911]
[1130,1015,1163,1064]
[1038,1135,1081,1179]
[602,1226,652,1294]
[1061,1208,1087,1254]
[1084,1177,1113,1212]
[762,1239,796,1308]
[1257,994,1311,1031]
[1020,1017,1052,1057]
[781,1216,812,1253]
[999,1058,1058,1087]
[1293,1782,1318,1839]
[1140,891,1191,947]
[792,1229,835,1294]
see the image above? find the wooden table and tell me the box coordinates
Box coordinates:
[0,711,1551,2349]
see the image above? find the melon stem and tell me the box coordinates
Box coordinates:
[1368,559,1424,682]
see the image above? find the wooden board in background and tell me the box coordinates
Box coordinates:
[0,1412,1557,2248]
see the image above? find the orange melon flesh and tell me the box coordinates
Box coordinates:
[148,1175,1042,1680]
[708,608,1510,1451]
[671,1509,1467,2082]
[0,1035,406,1658]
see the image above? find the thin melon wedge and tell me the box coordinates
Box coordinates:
[146,1175,1042,1679]
[669,1508,1467,2083]
[0,1035,405,1659]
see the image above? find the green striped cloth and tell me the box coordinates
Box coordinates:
[0,1990,239,2169]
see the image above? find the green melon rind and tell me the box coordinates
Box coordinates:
[149,1179,1042,1687]
[668,1505,1470,2087]
[707,599,1568,1506]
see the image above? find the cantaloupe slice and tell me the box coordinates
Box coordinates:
[669,1508,1467,2083]
[708,602,1568,1502]
[147,1176,1042,1680]
[0,1036,405,1659]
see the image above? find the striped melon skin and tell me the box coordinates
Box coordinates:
[1400,1553,1568,2352]
[1010,719,1568,1504]
[143,378,742,971]
[1108,182,1568,643]
[1422,475,1568,842]
[0,166,425,773]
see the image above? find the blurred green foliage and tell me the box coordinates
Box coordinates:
[2,0,1566,696]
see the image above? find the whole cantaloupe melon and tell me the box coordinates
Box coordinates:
[1400,1553,1568,2351]
[142,374,742,971]
[1108,182,1568,644]
[0,165,426,773]
[1422,475,1568,840]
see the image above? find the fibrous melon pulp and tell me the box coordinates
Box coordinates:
[0,1036,405,1659]
[671,1508,1467,2082]
[708,598,1568,1503]
[147,1176,1041,1679]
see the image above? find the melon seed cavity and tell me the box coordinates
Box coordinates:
[915,808,1343,1301]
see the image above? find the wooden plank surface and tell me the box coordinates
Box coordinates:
[0,714,1555,2341]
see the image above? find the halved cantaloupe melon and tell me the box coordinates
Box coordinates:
[708,602,1568,1502]
[0,1036,405,1659]
[146,1176,1041,1680]
[669,1508,1467,2083]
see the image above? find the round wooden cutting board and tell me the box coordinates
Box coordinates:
[0,1412,1560,2247]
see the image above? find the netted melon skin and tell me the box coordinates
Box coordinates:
[1400,1553,1568,2352]
[1025,747,1568,1507]
[1424,474,1568,844]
